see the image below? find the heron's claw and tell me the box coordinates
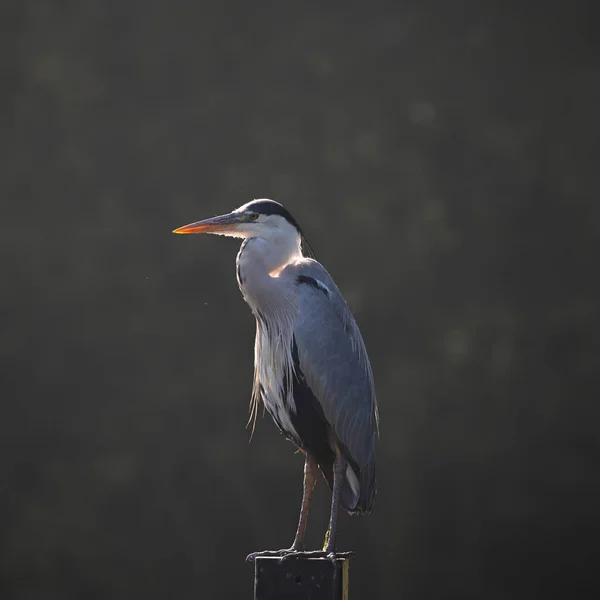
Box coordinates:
[246,548,300,562]
[291,549,354,561]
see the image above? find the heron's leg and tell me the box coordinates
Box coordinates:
[290,452,318,550]
[246,452,318,562]
[323,452,346,555]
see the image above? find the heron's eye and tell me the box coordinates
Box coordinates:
[249,213,259,221]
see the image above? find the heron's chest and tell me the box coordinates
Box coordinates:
[254,324,299,441]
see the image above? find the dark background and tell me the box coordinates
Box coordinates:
[1,0,599,598]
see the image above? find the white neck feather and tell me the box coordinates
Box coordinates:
[236,230,302,314]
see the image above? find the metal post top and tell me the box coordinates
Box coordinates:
[254,555,351,600]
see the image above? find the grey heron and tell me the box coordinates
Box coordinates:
[173,199,378,559]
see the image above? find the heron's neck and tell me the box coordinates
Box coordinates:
[236,234,302,311]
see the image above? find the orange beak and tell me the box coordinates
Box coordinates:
[172,213,244,235]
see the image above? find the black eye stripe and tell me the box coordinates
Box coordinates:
[245,200,300,231]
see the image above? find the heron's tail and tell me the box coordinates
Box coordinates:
[320,454,376,515]
[343,459,376,515]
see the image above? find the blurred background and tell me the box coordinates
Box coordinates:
[1,0,598,598]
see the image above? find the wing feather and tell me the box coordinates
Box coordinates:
[291,260,378,511]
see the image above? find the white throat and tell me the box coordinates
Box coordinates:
[236,220,303,299]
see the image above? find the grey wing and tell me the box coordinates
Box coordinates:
[292,260,378,512]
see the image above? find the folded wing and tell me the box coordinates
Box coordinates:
[292,260,378,513]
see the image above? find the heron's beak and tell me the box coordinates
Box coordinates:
[172,212,244,235]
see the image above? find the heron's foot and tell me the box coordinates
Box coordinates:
[246,548,354,563]
[280,549,354,563]
[246,547,302,562]
[294,549,354,561]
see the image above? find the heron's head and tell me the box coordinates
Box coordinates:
[173,199,302,242]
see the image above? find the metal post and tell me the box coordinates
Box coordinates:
[254,556,350,600]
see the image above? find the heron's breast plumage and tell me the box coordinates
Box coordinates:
[253,310,299,441]
[236,247,301,442]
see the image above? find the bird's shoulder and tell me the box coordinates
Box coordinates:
[284,258,340,298]
[282,258,360,339]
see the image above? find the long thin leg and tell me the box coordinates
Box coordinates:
[291,453,318,550]
[246,452,318,562]
[324,453,346,555]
